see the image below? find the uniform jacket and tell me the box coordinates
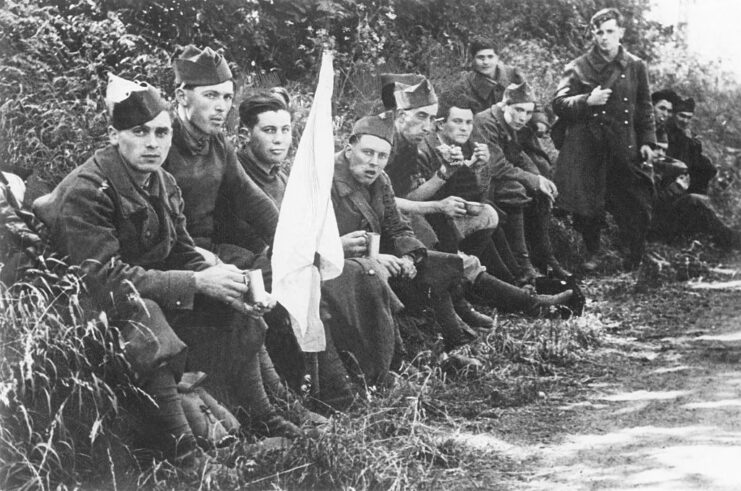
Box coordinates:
[34,145,208,312]
[552,45,656,215]
[332,151,426,259]
[666,119,716,195]
[164,117,279,251]
[416,132,491,202]
[452,65,525,115]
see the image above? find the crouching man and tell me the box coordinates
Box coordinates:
[33,77,275,465]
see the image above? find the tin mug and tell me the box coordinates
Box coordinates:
[244,269,268,304]
[366,232,380,258]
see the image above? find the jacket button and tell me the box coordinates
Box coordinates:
[176,300,181,306]
[144,230,151,238]
[624,109,629,113]
[621,74,626,78]
[624,120,629,125]
[368,269,376,276]
[601,110,606,115]
[623,98,628,102]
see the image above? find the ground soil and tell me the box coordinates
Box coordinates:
[449,253,741,490]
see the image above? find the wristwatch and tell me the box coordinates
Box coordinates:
[436,167,449,181]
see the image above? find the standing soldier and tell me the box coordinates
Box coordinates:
[552,8,656,271]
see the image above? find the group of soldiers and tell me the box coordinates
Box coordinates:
[1,7,738,470]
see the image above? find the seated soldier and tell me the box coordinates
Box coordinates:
[163,46,323,429]
[33,76,283,465]
[338,112,573,335]
[474,82,570,280]
[665,94,717,195]
[650,129,740,248]
[450,36,526,116]
[236,92,404,406]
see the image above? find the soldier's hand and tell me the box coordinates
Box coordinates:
[399,254,418,279]
[241,293,277,318]
[537,175,558,203]
[438,196,467,218]
[586,85,612,106]
[472,142,490,164]
[377,253,404,277]
[640,145,654,162]
[194,263,249,308]
[341,230,368,257]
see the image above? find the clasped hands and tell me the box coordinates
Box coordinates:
[341,230,417,279]
[193,263,276,318]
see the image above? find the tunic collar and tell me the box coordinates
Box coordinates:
[586,44,628,73]
[333,152,364,198]
[467,65,507,102]
[237,146,281,179]
[173,115,211,156]
[93,145,171,217]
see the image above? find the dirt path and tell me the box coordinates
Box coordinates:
[454,260,741,490]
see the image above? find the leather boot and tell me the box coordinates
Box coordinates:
[431,289,478,350]
[451,281,495,329]
[471,272,573,316]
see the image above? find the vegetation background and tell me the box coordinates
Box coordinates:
[1,0,740,489]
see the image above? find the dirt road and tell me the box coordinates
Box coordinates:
[456,260,741,490]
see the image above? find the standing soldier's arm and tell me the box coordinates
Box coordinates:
[552,63,592,122]
[634,60,657,149]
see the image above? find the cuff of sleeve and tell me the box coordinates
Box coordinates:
[165,271,196,310]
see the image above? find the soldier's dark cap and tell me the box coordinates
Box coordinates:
[502,81,535,105]
[675,96,695,113]
[469,36,498,57]
[380,73,425,110]
[107,74,169,130]
[351,111,395,146]
[173,45,233,86]
[651,89,680,107]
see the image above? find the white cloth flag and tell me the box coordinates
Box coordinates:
[271,51,343,352]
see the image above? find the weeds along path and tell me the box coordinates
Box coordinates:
[452,255,741,490]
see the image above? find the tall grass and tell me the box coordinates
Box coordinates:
[0,259,138,490]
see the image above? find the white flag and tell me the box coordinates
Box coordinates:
[271,51,343,352]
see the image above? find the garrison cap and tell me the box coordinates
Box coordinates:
[106,73,169,130]
[391,78,438,111]
[380,73,425,110]
[351,111,395,146]
[173,45,233,86]
[651,89,680,107]
[502,81,535,105]
[675,96,696,113]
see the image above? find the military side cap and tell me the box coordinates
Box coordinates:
[173,45,233,86]
[651,88,680,106]
[380,73,425,110]
[502,82,535,105]
[351,111,395,145]
[675,96,695,113]
[393,79,438,111]
[106,73,169,130]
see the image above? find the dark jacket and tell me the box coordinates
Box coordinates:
[666,119,716,195]
[452,65,525,115]
[35,145,207,311]
[551,45,656,216]
[164,117,279,251]
[332,152,425,259]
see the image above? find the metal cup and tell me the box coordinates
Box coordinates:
[244,269,268,305]
[366,232,380,258]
